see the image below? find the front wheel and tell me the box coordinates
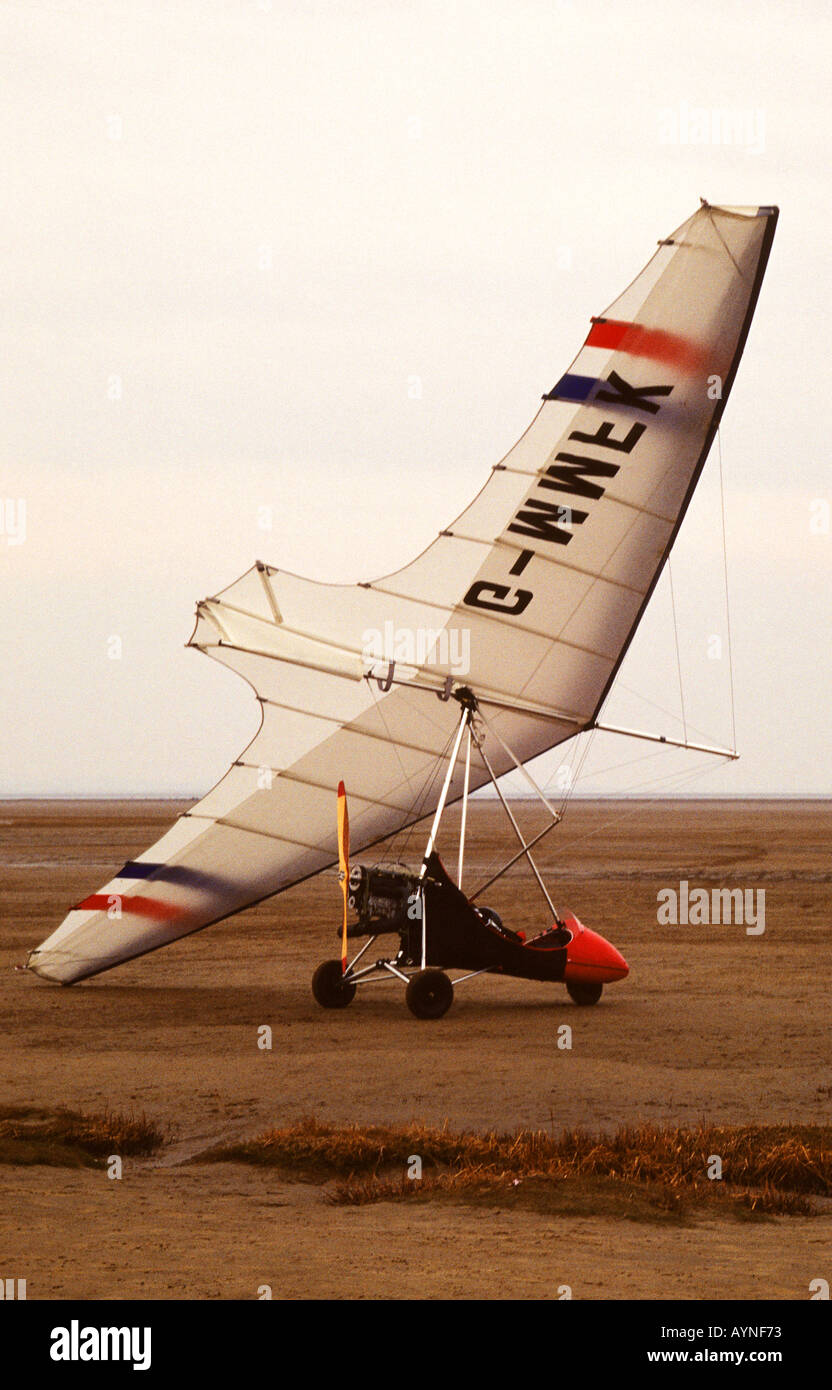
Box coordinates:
[406,969,454,1020]
[566,979,603,1006]
[312,959,356,1009]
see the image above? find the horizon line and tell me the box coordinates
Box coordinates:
[1,792,830,803]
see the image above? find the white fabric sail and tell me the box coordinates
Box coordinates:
[28,201,778,983]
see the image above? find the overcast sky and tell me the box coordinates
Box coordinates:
[1,0,829,796]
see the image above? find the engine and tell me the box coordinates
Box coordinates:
[345,863,421,937]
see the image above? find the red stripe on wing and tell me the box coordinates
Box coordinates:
[74,893,190,921]
[587,318,706,371]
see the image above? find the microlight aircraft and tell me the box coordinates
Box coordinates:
[27,201,778,1017]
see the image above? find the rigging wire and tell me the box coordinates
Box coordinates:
[519,754,736,877]
[554,724,598,815]
[615,680,717,744]
[381,717,458,866]
[365,677,420,806]
[667,558,688,744]
[466,721,599,899]
[572,744,672,782]
[468,753,732,895]
[704,207,746,280]
[717,426,738,751]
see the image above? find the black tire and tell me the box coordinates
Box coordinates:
[406,969,454,1020]
[312,959,356,1009]
[477,906,503,930]
[566,979,603,1006]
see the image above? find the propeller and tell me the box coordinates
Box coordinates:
[337,780,350,974]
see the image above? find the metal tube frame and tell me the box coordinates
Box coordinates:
[343,936,377,975]
[469,819,561,901]
[457,724,472,889]
[419,700,473,970]
[476,739,562,924]
[340,688,566,993]
[335,683,734,1000]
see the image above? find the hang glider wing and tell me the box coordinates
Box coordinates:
[28,202,778,983]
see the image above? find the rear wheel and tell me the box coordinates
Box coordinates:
[566,979,603,1006]
[312,959,356,1009]
[406,969,454,1020]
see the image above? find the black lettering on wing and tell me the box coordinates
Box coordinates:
[508,499,587,545]
[596,371,673,414]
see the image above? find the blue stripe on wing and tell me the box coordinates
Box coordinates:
[115,861,233,894]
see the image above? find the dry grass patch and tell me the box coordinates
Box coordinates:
[0,1104,165,1166]
[328,1171,815,1221]
[197,1116,478,1177]
[197,1118,828,1221]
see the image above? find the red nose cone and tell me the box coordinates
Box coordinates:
[562,914,629,985]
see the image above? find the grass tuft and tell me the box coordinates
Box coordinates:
[0,1105,166,1166]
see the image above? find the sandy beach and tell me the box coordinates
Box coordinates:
[1,798,829,1299]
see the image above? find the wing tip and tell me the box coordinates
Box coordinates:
[699,198,780,220]
[24,950,79,985]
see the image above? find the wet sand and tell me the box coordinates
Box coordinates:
[1,798,830,1299]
